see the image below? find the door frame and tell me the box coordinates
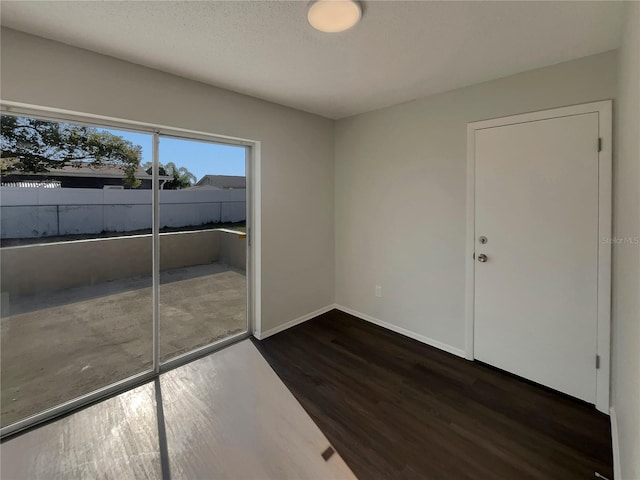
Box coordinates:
[464,100,612,413]
[0,100,262,437]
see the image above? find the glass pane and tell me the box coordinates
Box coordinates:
[0,116,153,427]
[158,137,247,362]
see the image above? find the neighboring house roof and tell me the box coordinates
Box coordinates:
[6,164,170,180]
[194,175,246,189]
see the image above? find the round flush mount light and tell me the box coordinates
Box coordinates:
[307,0,362,33]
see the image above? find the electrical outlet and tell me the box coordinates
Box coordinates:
[375,285,382,298]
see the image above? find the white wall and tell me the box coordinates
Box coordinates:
[0,28,335,333]
[334,51,617,351]
[612,3,640,478]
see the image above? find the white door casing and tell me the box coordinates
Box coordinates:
[465,101,612,413]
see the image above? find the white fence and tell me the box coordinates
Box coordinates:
[0,187,246,239]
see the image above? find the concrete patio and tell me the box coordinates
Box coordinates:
[1,262,246,427]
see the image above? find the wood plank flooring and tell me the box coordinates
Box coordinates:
[252,309,613,480]
[1,340,356,480]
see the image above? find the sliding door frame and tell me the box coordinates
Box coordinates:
[0,101,261,438]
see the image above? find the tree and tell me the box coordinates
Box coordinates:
[1,116,142,188]
[143,161,196,190]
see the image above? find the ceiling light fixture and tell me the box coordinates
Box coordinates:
[307,0,362,33]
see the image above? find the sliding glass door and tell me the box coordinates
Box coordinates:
[157,136,248,363]
[0,111,251,435]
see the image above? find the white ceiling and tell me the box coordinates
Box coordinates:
[0,1,624,119]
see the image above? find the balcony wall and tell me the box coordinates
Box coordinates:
[0,230,246,298]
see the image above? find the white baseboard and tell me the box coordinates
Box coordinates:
[254,304,336,340]
[255,303,466,359]
[610,406,621,480]
[334,304,466,358]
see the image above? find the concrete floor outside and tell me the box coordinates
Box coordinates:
[0,262,246,427]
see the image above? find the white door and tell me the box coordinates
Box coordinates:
[474,113,600,403]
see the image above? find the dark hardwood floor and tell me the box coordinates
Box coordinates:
[252,309,613,480]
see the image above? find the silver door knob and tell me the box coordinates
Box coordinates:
[477,254,488,263]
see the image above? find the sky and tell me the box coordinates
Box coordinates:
[102,128,246,182]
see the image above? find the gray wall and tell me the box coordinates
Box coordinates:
[334,51,617,350]
[612,3,640,478]
[1,230,246,298]
[0,28,335,334]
